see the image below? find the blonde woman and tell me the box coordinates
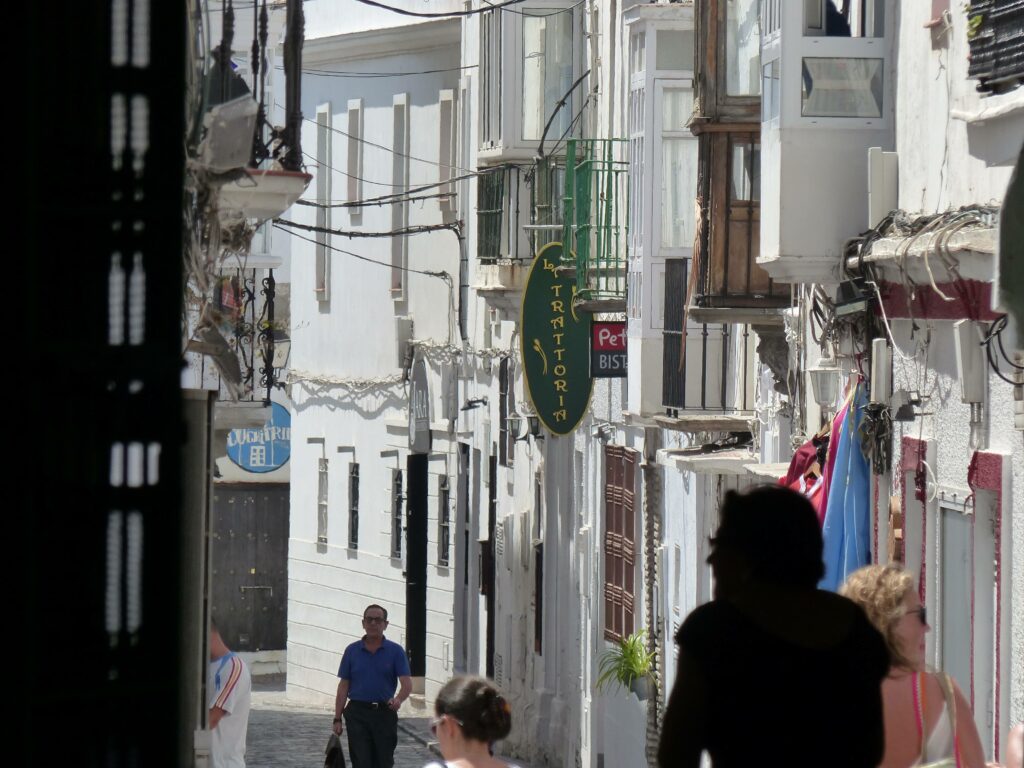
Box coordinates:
[841,565,988,768]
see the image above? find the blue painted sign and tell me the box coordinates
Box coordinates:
[227,402,291,473]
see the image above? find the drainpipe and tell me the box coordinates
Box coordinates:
[642,426,663,768]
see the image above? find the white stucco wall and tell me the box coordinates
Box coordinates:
[886,1,1023,748]
[284,18,465,709]
[888,316,1023,753]
[894,4,1023,214]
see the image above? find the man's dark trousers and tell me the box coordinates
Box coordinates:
[344,703,398,768]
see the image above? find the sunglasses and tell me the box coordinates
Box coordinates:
[429,714,464,736]
[905,606,927,626]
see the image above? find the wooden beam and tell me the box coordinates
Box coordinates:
[688,121,760,135]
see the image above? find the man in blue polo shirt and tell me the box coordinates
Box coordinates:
[332,604,412,768]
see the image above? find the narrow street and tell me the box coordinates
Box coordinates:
[248,687,434,768]
[248,681,544,768]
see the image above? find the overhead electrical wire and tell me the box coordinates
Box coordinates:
[295,165,513,209]
[294,191,454,209]
[300,113,474,174]
[478,0,586,17]
[275,216,460,239]
[353,0,527,18]
[272,224,452,279]
[284,64,478,78]
[301,149,403,189]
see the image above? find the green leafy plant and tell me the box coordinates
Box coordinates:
[596,629,655,694]
[964,3,985,40]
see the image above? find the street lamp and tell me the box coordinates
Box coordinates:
[808,357,841,414]
[507,410,544,442]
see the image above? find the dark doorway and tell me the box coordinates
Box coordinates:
[211,484,289,651]
[405,453,428,677]
[454,443,470,673]
[484,455,497,678]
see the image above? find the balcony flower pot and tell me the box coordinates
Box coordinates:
[630,675,653,701]
[596,629,655,700]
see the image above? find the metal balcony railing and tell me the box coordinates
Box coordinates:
[477,166,530,263]
[663,258,755,413]
[562,139,630,309]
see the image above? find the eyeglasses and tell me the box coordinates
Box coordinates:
[363,616,386,624]
[905,606,927,626]
[429,714,464,736]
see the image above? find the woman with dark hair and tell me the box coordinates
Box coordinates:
[424,676,522,768]
[657,485,891,768]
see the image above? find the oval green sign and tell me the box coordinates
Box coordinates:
[520,242,593,435]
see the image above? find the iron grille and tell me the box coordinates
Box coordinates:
[663,259,754,411]
[477,166,527,263]
[562,138,630,304]
[968,1,1024,95]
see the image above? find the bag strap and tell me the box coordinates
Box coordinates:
[914,671,927,763]
[936,673,962,768]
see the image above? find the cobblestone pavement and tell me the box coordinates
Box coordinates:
[247,684,543,768]
[247,691,434,768]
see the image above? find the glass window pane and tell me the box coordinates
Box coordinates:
[661,137,698,248]
[801,57,883,118]
[730,141,760,201]
[655,30,694,72]
[662,88,694,131]
[630,31,646,76]
[761,60,780,120]
[522,13,574,142]
[805,0,885,38]
[726,0,761,95]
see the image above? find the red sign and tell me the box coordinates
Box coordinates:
[591,321,627,377]
[592,322,626,350]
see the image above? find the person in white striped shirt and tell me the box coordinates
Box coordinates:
[208,618,252,768]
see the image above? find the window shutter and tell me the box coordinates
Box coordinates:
[348,462,359,548]
[391,94,409,297]
[315,103,332,301]
[439,90,456,214]
[317,457,329,544]
[346,98,362,217]
[604,445,637,640]
[391,468,404,558]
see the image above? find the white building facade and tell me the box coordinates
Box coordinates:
[281,1,1023,766]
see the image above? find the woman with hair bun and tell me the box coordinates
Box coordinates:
[423,676,522,768]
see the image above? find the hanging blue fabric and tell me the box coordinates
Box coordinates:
[818,383,872,591]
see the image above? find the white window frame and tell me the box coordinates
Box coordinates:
[315,103,332,301]
[477,0,582,162]
[624,17,696,340]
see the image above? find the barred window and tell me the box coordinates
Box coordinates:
[391,469,404,558]
[348,462,359,549]
[438,475,451,566]
[317,458,328,544]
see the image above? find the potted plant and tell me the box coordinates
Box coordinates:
[596,629,656,700]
